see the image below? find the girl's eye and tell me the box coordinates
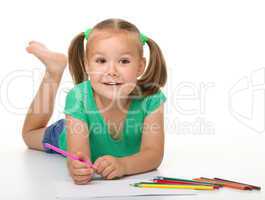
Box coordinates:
[95,58,106,64]
[120,59,130,64]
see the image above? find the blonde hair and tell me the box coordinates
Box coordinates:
[68,18,167,97]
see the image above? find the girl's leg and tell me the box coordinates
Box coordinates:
[22,41,67,151]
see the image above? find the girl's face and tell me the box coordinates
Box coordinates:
[85,30,146,101]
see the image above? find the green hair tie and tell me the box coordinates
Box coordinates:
[84,28,148,45]
[84,28,92,40]
[140,33,148,45]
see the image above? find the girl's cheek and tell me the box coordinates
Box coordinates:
[89,69,104,81]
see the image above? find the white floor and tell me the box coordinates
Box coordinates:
[1,134,264,200]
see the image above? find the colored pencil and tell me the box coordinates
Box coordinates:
[155,176,201,183]
[44,143,96,169]
[193,177,252,190]
[153,179,221,189]
[131,182,215,190]
[214,178,261,191]
[154,176,222,187]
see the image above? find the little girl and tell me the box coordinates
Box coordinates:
[22,18,167,185]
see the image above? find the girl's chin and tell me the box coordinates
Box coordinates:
[93,84,134,100]
[96,89,127,100]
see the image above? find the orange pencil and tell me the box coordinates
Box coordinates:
[193,177,252,190]
[214,178,261,191]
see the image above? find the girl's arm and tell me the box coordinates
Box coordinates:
[120,104,165,175]
[66,114,90,158]
[66,114,94,184]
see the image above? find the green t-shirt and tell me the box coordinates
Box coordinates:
[59,80,166,163]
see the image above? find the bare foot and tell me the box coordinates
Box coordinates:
[26,41,67,80]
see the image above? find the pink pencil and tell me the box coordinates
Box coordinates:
[44,143,96,169]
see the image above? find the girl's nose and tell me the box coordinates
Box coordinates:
[107,62,119,77]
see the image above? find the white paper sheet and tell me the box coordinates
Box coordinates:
[55,178,196,199]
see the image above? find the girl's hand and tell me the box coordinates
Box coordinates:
[67,152,94,185]
[94,155,126,180]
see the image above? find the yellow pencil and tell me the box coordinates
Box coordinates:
[132,183,215,190]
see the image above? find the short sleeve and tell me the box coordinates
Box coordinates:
[64,88,87,122]
[143,90,167,117]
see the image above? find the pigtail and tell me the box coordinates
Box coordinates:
[137,37,167,96]
[68,32,87,84]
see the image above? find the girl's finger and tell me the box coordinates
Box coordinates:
[73,175,92,182]
[73,168,94,176]
[95,160,104,174]
[106,170,117,180]
[72,160,89,169]
[102,165,115,178]
[93,157,104,169]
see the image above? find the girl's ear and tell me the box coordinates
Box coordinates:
[137,57,146,77]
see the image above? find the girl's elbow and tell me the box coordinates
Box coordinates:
[153,150,164,169]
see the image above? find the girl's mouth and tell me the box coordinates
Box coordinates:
[103,82,123,86]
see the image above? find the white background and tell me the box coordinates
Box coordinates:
[0,0,264,197]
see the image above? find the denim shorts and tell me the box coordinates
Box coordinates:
[42,119,65,154]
